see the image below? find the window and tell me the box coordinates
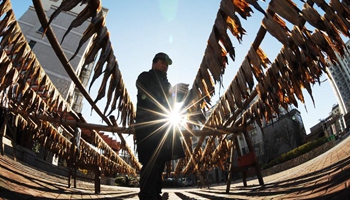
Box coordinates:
[241,147,247,155]
[28,40,36,49]
[37,27,44,34]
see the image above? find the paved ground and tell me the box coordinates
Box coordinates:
[1,135,350,200]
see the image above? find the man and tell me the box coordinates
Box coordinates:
[135,52,189,200]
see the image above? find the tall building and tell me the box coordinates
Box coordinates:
[327,40,350,130]
[17,0,108,113]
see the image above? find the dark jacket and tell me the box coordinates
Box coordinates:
[135,69,184,163]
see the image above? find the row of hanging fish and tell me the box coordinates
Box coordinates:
[183,0,253,124]
[178,127,233,175]
[78,133,137,175]
[177,0,350,176]
[45,0,135,128]
[37,120,137,175]
[0,45,136,174]
[205,0,349,130]
[42,0,141,171]
[193,2,346,175]
[0,106,135,175]
[0,0,138,175]
[182,0,266,126]
[0,2,69,113]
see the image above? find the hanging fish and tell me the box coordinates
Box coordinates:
[245,0,266,16]
[214,11,235,61]
[268,0,301,26]
[104,68,121,115]
[237,68,249,98]
[310,29,338,63]
[248,46,264,82]
[200,63,215,96]
[233,0,253,19]
[208,32,227,77]
[220,0,236,20]
[0,0,12,16]
[262,13,290,46]
[226,14,246,43]
[205,46,222,82]
[61,7,103,44]
[225,90,236,113]
[69,20,102,61]
[315,0,350,37]
[330,0,350,20]
[222,98,232,119]
[303,3,344,52]
[88,35,111,91]
[241,58,254,90]
[231,79,243,108]
[47,0,83,27]
[0,10,16,32]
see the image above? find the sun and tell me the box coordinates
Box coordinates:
[166,103,187,128]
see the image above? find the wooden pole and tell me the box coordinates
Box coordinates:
[242,130,264,185]
[8,108,247,137]
[68,168,71,188]
[226,137,235,193]
[0,112,9,156]
[94,166,101,194]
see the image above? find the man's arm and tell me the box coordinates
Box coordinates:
[169,83,189,102]
[169,83,189,95]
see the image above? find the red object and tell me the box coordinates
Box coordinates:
[237,152,256,166]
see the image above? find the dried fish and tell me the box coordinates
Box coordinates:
[310,29,338,63]
[88,35,112,91]
[226,14,246,42]
[47,0,82,27]
[69,22,100,61]
[220,0,236,19]
[105,70,122,116]
[200,63,215,96]
[0,0,12,16]
[237,68,249,98]
[268,0,301,25]
[233,0,253,19]
[225,90,236,113]
[241,58,254,90]
[247,46,264,82]
[262,12,290,45]
[205,46,222,82]
[245,0,266,16]
[231,80,242,108]
[0,10,15,32]
[214,11,235,61]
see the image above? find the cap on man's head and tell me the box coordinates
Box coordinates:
[153,52,172,65]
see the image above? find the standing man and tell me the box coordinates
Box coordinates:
[135,52,189,200]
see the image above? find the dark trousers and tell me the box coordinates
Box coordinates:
[138,159,166,200]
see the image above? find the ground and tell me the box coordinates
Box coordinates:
[0,134,350,199]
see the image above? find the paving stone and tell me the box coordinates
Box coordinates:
[0,136,350,199]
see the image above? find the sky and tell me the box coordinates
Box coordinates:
[10,0,339,143]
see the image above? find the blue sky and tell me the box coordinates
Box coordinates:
[11,0,338,139]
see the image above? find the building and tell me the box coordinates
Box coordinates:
[262,109,306,163]
[17,0,108,113]
[306,104,342,142]
[327,40,350,130]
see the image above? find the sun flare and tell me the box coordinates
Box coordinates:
[166,103,187,128]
